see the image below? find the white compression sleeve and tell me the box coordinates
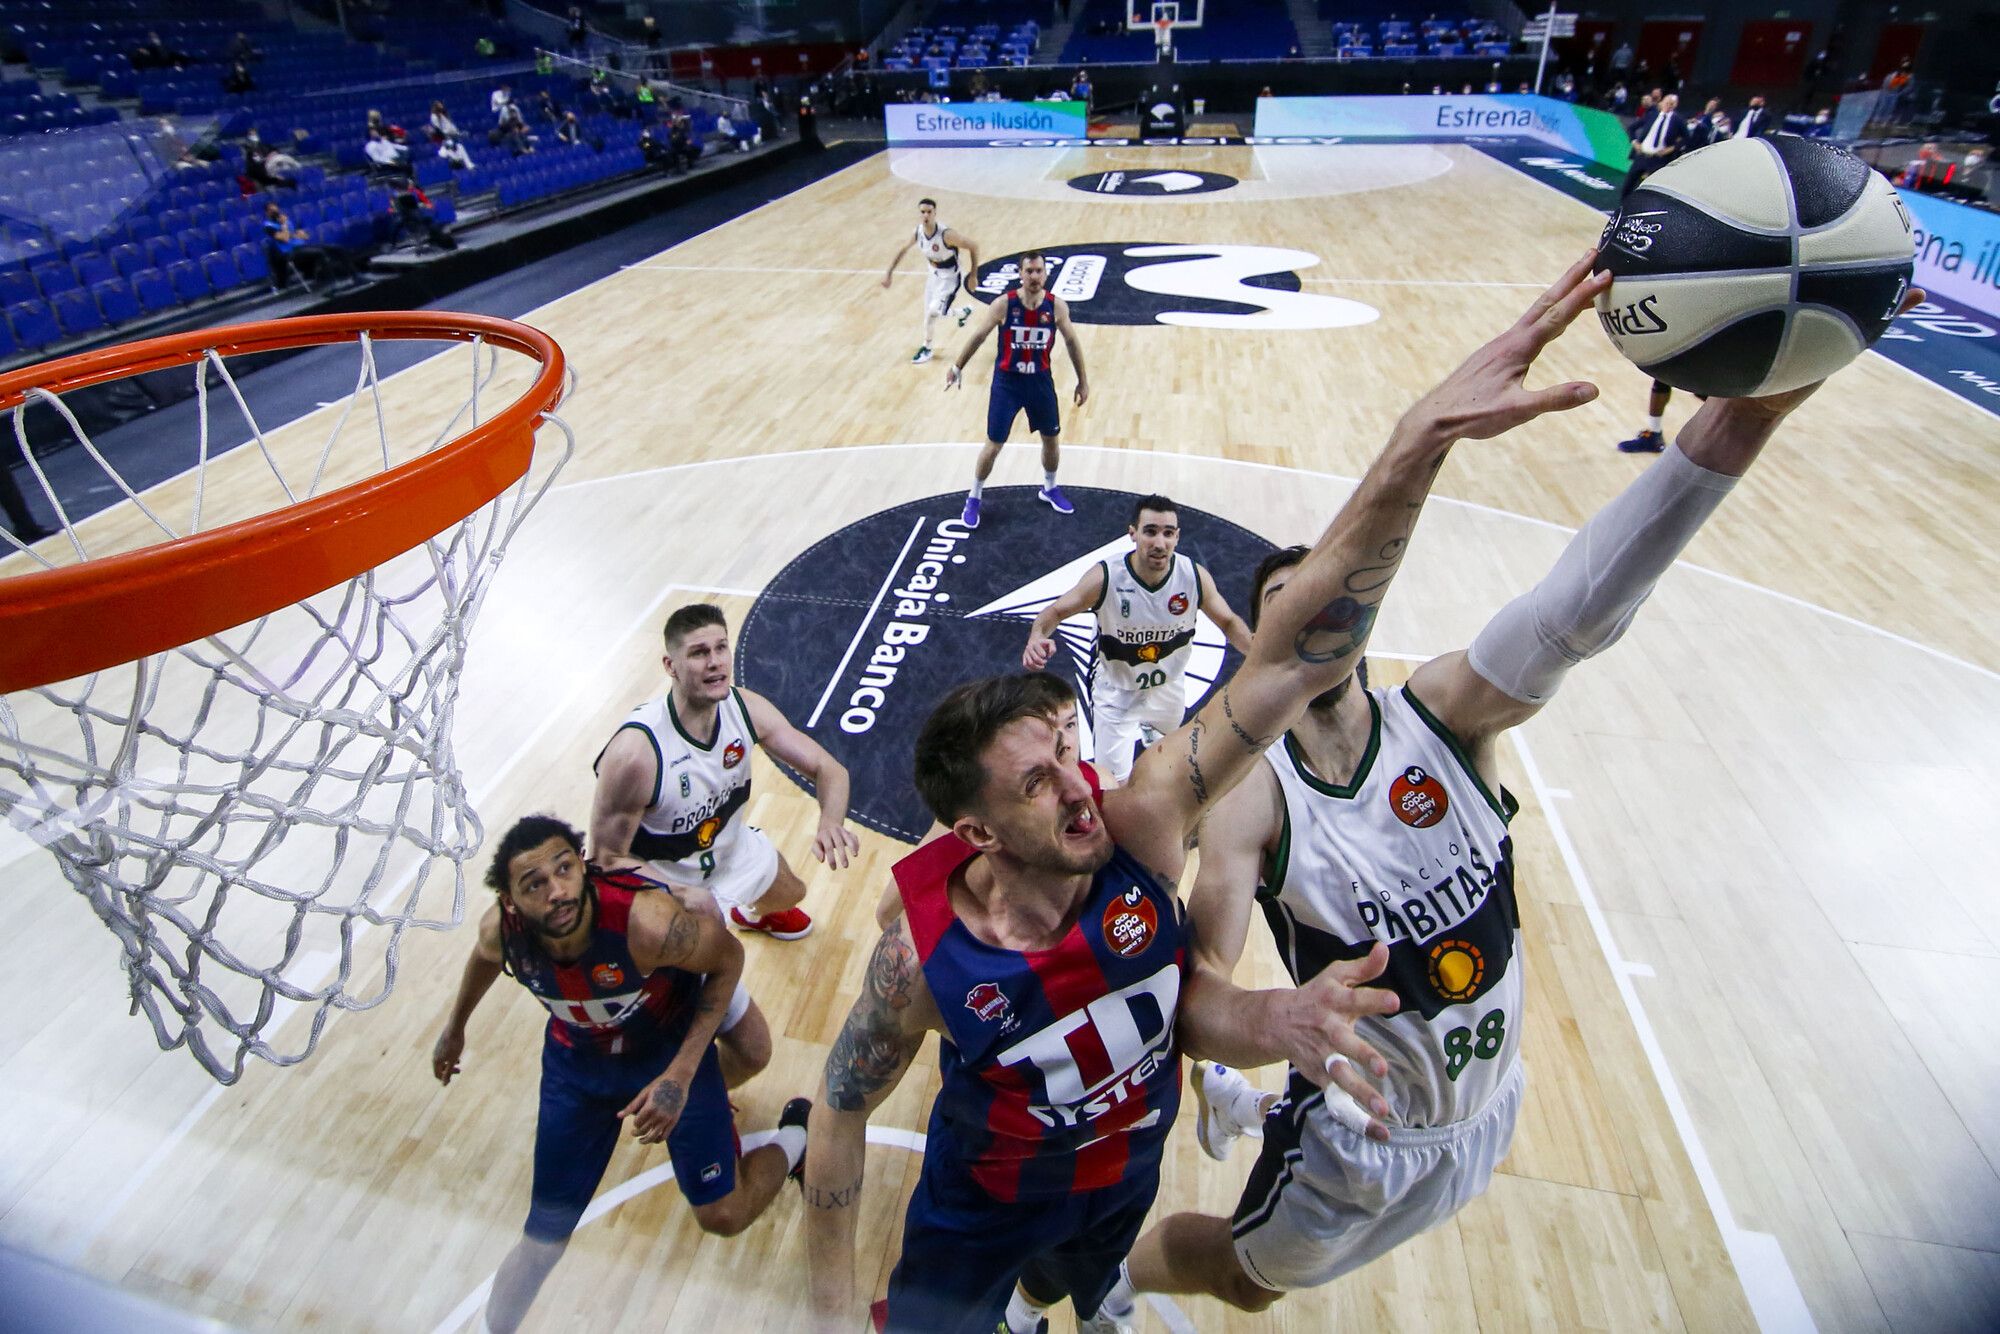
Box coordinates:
[1466,441,1739,704]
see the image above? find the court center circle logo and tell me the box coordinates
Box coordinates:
[972,243,1380,329]
[735,485,1277,841]
[1067,169,1239,197]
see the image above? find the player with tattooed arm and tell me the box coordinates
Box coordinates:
[802,253,1628,1334]
[1107,273,1929,1313]
[432,815,810,1334]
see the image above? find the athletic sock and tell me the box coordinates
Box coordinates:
[1230,1082,1273,1129]
[1003,1285,1051,1333]
[1645,413,1664,433]
[968,477,984,500]
[774,1123,807,1173]
[1103,1260,1140,1310]
[1043,470,1058,490]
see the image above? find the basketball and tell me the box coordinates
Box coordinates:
[1593,136,1915,397]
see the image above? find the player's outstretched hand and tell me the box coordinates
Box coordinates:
[944,365,962,391]
[1022,635,1056,670]
[879,274,892,289]
[432,1026,464,1085]
[1073,379,1089,408]
[814,820,861,869]
[621,1070,689,1143]
[1270,941,1400,1140]
[1404,250,1608,445]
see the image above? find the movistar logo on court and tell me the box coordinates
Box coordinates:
[974,244,1379,330]
[1067,169,1238,197]
[735,488,1274,841]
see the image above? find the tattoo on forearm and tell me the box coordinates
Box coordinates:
[1220,688,1271,752]
[805,1176,862,1210]
[650,1080,685,1119]
[1186,720,1211,805]
[1293,596,1379,666]
[825,931,920,1111]
[1342,537,1407,597]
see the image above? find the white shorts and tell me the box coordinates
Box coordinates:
[924,265,962,318]
[1231,1060,1523,1291]
[1091,683,1185,784]
[645,824,781,913]
[721,979,751,1033]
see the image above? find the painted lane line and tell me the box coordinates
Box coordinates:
[1510,728,1816,1334]
[805,516,926,730]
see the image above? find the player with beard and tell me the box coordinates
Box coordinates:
[1022,494,1253,786]
[944,250,1090,529]
[432,815,809,1334]
[1106,284,1929,1316]
[803,253,1621,1334]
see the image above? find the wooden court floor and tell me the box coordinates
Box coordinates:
[2,144,1997,1333]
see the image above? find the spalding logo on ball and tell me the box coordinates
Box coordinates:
[1594,135,1914,398]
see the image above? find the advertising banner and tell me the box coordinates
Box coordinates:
[885,100,1088,143]
[1253,94,1631,170]
[1901,188,2000,321]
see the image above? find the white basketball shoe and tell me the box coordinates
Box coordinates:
[1192,1061,1266,1162]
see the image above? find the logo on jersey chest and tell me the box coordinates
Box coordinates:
[695,816,723,849]
[1102,886,1159,957]
[723,740,746,769]
[1354,838,1507,946]
[1426,939,1484,1001]
[965,981,1018,1031]
[997,963,1180,1128]
[591,962,625,989]
[679,772,692,798]
[1167,592,1189,615]
[1389,765,1451,828]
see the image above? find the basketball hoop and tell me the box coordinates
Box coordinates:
[1155,17,1174,54]
[0,312,573,1083]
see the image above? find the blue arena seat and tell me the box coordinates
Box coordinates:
[73,252,114,288]
[230,241,269,287]
[51,289,104,338]
[164,259,209,304]
[0,268,36,307]
[8,301,60,351]
[199,251,241,293]
[130,267,175,314]
[109,242,147,278]
[91,278,139,325]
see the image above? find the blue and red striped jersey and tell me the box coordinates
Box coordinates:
[501,866,703,1057]
[994,291,1056,376]
[894,835,1187,1202]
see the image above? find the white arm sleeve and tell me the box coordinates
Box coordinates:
[1467,442,1739,704]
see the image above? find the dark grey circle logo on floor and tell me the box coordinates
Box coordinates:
[1067,169,1239,196]
[735,486,1275,842]
[971,244,1379,330]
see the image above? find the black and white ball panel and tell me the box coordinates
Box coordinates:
[1593,135,1914,397]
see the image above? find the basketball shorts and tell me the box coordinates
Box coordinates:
[924,264,962,318]
[1230,1059,1523,1291]
[525,1038,738,1242]
[987,371,1060,442]
[644,822,780,913]
[884,1158,1160,1334]
[1092,681,1186,784]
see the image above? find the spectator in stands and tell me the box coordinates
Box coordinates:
[1734,95,1772,139]
[263,201,305,289]
[1685,96,1725,149]
[1611,39,1633,76]
[1623,91,1683,197]
[1897,142,1944,190]
[223,61,256,96]
[555,111,584,147]
[710,112,746,155]
[433,129,474,170]
[1807,108,1833,138]
[667,114,698,170]
[491,85,514,120]
[1070,68,1093,107]
[1555,70,1578,102]
[636,80,658,113]
[367,110,409,144]
[430,101,463,141]
[390,185,458,252]
[266,203,362,290]
[640,127,671,172]
[566,6,588,52]
[535,90,564,126]
[1607,81,1629,112]
[365,127,410,176]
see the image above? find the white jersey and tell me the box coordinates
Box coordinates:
[597,688,759,885]
[915,220,959,269]
[1258,686,1522,1127]
[1092,552,1202,697]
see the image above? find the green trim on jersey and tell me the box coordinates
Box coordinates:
[733,688,759,745]
[667,691,720,752]
[1282,691,1382,800]
[1399,684,1516,824]
[1089,561,1110,612]
[1194,562,1207,609]
[606,720,666,810]
[1257,786,1291,904]
[1123,551,1174,594]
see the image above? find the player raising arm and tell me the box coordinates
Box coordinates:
[803,251,1617,1334]
[882,197,978,365]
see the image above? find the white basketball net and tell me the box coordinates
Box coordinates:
[0,332,572,1083]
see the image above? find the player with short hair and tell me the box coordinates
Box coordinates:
[1111,278,1929,1316]
[804,253,1623,1334]
[945,250,1090,529]
[1022,494,1253,785]
[882,197,977,365]
[431,814,809,1334]
[592,603,859,947]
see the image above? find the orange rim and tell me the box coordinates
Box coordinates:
[0,312,566,694]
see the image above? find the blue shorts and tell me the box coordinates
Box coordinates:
[883,1158,1160,1333]
[525,1036,737,1242]
[986,371,1060,443]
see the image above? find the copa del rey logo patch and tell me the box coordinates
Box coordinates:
[722,740,746,769]
[1167,592,1189,615]
[1102,886,1159,958]
[1389,765,1450,828]
[592,963,625,989]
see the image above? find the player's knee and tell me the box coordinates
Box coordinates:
[724,1021,771,1077]
[692,1196,751,1237]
